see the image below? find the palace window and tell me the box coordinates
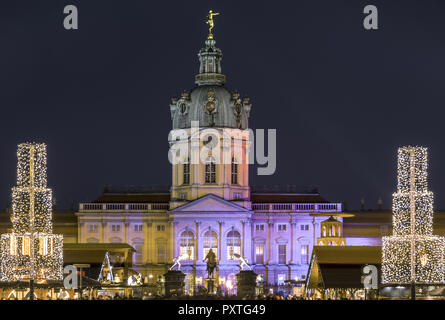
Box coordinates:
[227,230,241,260]
[277,224,287,232]
[157,240,167,264]
[231,157,238,184]
[255,244,264,264]
[134,224,143,232]
[203,230,218,258]
[183,159,190,185]
[88,224,98,233]
[233,192,242,200]
[300,224,309,231]
[133,241,143,264]
[111,224,121,232]
[301,245,309,264]
[156,225,166,232]
[180,230,195,259]
[278,244,286,264]
[278,274,286,286]
[255,224,265,232]
[205,156,216,184]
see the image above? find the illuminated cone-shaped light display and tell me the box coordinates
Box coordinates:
[382,146,444,284]
[0,143,63,281]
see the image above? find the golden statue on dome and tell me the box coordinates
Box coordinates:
[206,10,220,39]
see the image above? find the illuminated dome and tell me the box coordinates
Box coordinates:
[170,38,252,130]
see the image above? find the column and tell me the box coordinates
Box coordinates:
[124,221,130,244]
[169,221,178,261]
[241,220,245,257]
[78,222,84,243]
[266,220,273,265]
[217,221,224,261]
[101,221,107,243]
[194,221,201,262]
[290,221,297,264]
[145,220,153,264]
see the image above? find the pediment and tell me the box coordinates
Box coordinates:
[171,194,250,213]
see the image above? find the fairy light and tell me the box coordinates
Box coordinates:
[382,146,445,284]
[0,143,63,281]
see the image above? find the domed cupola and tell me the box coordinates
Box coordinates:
[169,23,252,130]
[195,38,225,86]
[168,11,252,208]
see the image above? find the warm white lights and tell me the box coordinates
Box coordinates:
[0,143,63,281]
[382,146,445,284]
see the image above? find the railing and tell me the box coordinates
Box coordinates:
[78,203,169,213]
[252,203,342,213]
[79,202,341,213]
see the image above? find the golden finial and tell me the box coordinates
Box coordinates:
[206,10,220,39]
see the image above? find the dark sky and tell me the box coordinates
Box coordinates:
[0,0,444,210]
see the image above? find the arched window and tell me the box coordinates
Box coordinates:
[180,230,195,259]
[205,156,216,184]
[227,230,241,260]
[231,157,238,185]
[203,230,218,258]
[183,158,190,185]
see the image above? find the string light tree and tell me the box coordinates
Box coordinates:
[0,143,63,300]
[382,146,445,299]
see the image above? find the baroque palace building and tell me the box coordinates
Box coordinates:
[74,29,344,294]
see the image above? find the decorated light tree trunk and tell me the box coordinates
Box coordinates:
[0,143,63,281]
[382,146,444,285]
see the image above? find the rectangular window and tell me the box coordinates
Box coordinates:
[156,225,166,232]
[278,244,286,264]
[205,162,216,183]
[157,241,167,264]
[183,163,190,185]
[134,224,143,232]
[88,224,98,233]
[255,244,264,264]
[277,224,287,232]
[179,192,187,200]
[300,224,309,231]
[231,162,238,184]
[233,192,242,200]
[301,245,309,264]
[111,224,121,232]
[255,224,265,232]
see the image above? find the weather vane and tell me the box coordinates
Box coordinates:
[206,10,220,39]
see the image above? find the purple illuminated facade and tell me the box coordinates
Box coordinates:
[75,32,344,295]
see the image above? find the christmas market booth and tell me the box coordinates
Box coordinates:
[305,246,381,300]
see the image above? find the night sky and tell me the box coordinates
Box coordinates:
[0,0,444,210]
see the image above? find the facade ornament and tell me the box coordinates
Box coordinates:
[178,91,189,115]
[205,90,217,126]
[232,92,243,128]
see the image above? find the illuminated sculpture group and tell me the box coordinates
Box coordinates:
[0,143,63,281]
[382,146,445,284]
